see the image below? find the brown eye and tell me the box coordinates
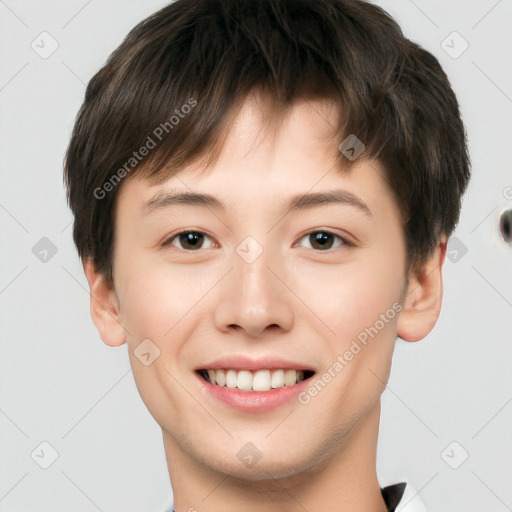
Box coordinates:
[163,231,214,251]
[297,230,351,251]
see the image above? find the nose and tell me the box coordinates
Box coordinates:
[213,244,294,338]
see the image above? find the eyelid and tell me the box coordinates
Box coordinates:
[295,229,354,250]
[161,229,217,250]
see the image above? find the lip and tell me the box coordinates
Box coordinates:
[194,355,315,372]
[195,370,313,413]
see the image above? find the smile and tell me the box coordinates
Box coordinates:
[198,368,315,391]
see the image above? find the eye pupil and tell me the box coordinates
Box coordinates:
[311,231,333,250]
[180,232,203,249]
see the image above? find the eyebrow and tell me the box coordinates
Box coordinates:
[143,188,372,218]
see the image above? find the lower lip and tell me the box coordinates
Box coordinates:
[196,372,312,413]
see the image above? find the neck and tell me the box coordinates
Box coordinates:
[164,401,387,512]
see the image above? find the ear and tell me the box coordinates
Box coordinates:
[83,258,126,347]
[397,235,448,342]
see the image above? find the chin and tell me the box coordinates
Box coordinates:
[195,441,327,482]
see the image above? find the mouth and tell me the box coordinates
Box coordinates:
[196,368,315,392]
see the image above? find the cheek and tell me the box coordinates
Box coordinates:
[121,281,172,342]
[291,250,404,350]
[117,261,202,343]
[117,264,206,426]
[294,259,403,423]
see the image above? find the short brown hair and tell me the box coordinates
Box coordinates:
[63,0,471,284]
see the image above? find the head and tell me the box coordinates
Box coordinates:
[64,0,470,484]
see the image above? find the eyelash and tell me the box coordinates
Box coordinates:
[161,229,354,252]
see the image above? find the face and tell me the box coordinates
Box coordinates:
[104,93,414,480]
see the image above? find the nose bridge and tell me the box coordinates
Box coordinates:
[237,244,274,311]
[213,235,294,337]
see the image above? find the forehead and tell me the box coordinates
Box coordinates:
[116,94,398,222]
[223,91,341,158]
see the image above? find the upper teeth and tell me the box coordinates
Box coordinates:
[205,369,305,391]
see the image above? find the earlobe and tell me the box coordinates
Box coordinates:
[83,258,126,347]
[397,236,447,342]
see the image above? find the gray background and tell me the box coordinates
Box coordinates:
[1,1,511,511]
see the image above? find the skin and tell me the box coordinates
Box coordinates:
[84,91,447,512]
